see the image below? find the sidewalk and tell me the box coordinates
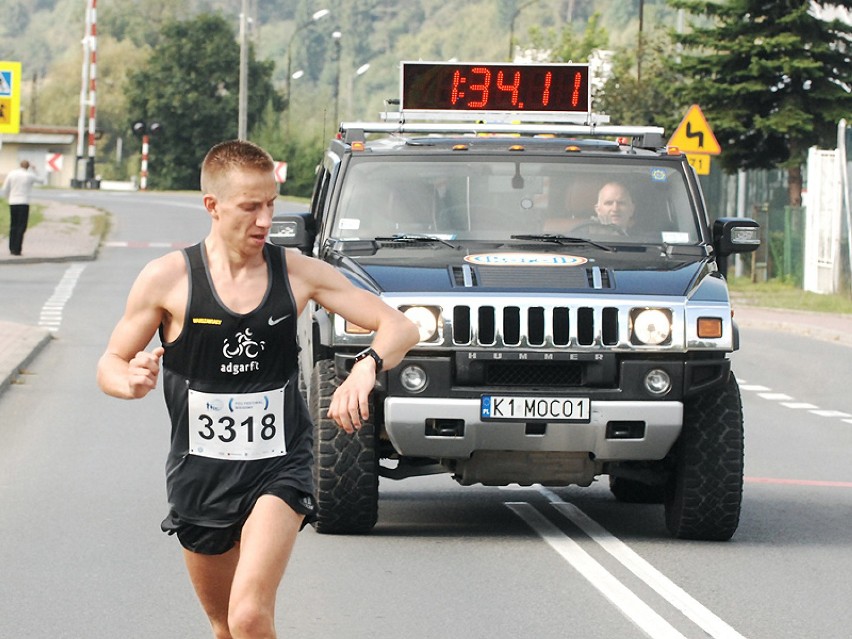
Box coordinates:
[0,198,103,265]
[732,303,852,348]
[0,199,104,394]
[1,202,851,396]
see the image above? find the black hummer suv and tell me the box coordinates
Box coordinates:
[271,64,759,541]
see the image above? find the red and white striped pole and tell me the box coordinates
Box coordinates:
[86,0,98,182]
[74,0,93,186]
[140,134,149,191]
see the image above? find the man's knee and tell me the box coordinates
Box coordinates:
[228,598,274,639]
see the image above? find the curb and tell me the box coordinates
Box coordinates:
[0,323,53,396]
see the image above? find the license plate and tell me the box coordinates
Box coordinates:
[480,395,591,422]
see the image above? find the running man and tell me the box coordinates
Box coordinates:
[97,139,419,638]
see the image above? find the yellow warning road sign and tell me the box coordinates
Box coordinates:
[0,98,13,125]
[668,104,721,155]
[686,153,711,175]
[0,61,21,134]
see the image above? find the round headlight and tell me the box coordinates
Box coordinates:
[632,309,671,345]
[403,306,439,342]
[644,368,672,395]
[400,365,428,393]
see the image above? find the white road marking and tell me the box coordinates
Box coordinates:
[780,402,817,409]
[505,502,690,639]
[739,384,770,391]
[738,375,852,427]
[38,264,87,333]
[810,410,851,418]
[539,488,748,639]
[757,392,792,401]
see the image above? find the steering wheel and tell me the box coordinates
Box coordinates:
[569,220,628,237]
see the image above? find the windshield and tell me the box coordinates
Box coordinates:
[332,156,701,245]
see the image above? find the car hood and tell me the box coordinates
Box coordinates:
[327,240,716,298]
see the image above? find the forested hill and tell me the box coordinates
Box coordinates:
[0,0,681,190]
[2,0,675,114]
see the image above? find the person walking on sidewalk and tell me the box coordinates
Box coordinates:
[97,139,419,638]
[2,160,44,256]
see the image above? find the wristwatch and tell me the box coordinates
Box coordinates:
[353,347,383,372]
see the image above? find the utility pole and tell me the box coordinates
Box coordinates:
[238,0,249,140]
[74,0,98,188]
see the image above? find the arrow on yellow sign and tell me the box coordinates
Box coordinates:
[668,104,721,155]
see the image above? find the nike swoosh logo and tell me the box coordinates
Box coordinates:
[268,314,291,326]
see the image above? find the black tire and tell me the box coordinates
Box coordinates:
[309,359,379,534]
[664,374,743,541]
[609,476,666,504]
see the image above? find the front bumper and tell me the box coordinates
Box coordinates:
[383,397,682,461]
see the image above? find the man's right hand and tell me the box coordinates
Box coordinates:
[127,347,165,398]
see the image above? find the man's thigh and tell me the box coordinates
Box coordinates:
[9,205,28,226]
[230,495,304,605]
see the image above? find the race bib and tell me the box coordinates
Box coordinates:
[187,386,287,460]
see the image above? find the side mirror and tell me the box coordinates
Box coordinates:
[269,212,312,252]
[713,217,760,257]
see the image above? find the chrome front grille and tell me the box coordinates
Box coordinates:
[452,304,621,347]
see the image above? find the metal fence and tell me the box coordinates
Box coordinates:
[699,158,849,293]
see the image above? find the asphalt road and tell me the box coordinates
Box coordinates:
[1,190,851,638]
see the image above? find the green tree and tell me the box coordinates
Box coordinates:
[125,13,283,190]
[532,12,609,62]
[36,35,149,180]
[670,0,852,205]
[596,32,682,131]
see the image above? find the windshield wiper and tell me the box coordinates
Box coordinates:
[374,233,457,248]
[510,234,616,252]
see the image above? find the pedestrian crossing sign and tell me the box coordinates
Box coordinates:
[0,71,12,96]
[0,61,21,134]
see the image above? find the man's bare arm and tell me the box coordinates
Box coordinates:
[97,254,183,399]
[288,252,420,432]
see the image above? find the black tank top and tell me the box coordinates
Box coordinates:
[160,242,313,527]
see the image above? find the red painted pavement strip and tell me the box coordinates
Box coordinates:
[104,241,192,248]
[746,476,852,488]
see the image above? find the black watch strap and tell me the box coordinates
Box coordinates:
[353,347,383,372]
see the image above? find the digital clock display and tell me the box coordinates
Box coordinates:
[401,62,590,113]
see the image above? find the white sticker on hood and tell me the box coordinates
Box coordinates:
[464,253,588,266]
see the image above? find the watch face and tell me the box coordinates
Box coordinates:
[355,348,382,371]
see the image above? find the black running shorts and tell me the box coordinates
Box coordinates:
[161,484,317,555]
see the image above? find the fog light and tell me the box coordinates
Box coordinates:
[400,365,428,393]
[644,369,672,395]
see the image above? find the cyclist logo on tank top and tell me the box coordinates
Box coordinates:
[221,328,267,376]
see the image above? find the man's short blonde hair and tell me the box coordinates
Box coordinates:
[200,139,274,195]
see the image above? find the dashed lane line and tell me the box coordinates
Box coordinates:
[739,379,851,425]
[38,264,87,333]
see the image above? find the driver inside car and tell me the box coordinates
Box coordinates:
[594,181,636,232]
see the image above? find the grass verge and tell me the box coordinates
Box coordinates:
[0,201,45,237]
[729,277,852,315]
